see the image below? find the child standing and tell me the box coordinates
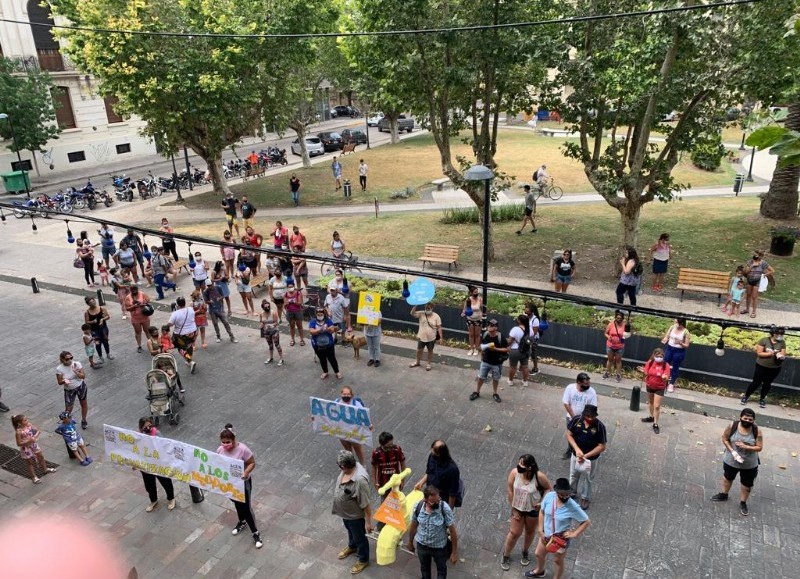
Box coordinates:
[97,261,109,286]
[722,265,745,313]
[12,414,57,483]
[55,411,92,466]
[82,323,101,369]
[729,280,746,316]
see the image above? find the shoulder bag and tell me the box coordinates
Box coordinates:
[545,496,569,553]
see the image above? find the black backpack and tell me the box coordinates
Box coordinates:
[518,330,532,357]
[632,261,644,277]
[728,420,758,441]
[532,169,540,182]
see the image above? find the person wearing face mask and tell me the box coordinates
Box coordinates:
[217,423,262,548]
[324,286,352,341]
[190,251,209,290]
[711,409,764,516]
[370,431,406,529]
[469,319,510,403]
[335,387,370,465]
[332,450,372,575]
[640,348,670,434]
[742,249,774,318]
[565,405,606,510]
[741,326,787,408]
[220,230,236,280]
[309,307,342,379]
[500,454,553,571]
[560,373,597,460]
[327,268,345,292]
[259,300,284,366]
[410,304,443,372]
[661,317,690,393]
[414,440,461,509]
[603,310,626,382]
[137,417,176,512]
[268,269,288,322]
[407,485,459,579]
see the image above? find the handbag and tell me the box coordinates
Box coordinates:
[73,256,85,269]
[140,303,155,317]
[545,495,568,553]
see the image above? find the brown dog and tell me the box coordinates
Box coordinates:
[343,330,367,359]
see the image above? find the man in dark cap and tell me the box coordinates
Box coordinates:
[565,404,606,509]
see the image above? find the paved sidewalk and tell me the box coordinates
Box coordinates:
[1,279,799,579]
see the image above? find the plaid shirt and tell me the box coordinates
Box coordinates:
[413,500,454,549]
[370,444,406,488]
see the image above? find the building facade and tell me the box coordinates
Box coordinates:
[0,0,156,177]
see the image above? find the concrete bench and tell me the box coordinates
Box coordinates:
[432,177,452,191]
[342,143,357,155]
[419,243,460,271]
[677,268,730,305]
[541,128,571,137]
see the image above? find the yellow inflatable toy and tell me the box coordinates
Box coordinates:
[374,468,423,565]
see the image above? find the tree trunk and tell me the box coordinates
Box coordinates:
[291,124,312,168]
[389,119,399,144]
[206,155,231,196]
[761,101,800,219]
[620,201,641,252]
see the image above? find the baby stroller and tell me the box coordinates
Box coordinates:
[146,353,185,426]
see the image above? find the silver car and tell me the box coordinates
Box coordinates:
[291,136,325,157]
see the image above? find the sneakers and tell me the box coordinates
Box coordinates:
[740,396,749,405]
[232,521,247,535]
[107,354,114,360]
[265,358,273,365]
[350,561,369,575]
[667,383,675,393]
[615,373,622,383]
[216,337,221,343]
[145,501,158,512]
[602,372,610,379]
[759,399,766,409]
[521,381,529,387]
[277,359,284,366]
[167,499,176,511]
[740,502,749,516]
[653,424,660,434]
[81,420,88,429]
[80,459,91,466]
[493,393,502,403]
[710,493,729,502]
[374,361,380,367]
[190,361,197,374]
[338,546,356,560]
[253,532,263,548]
[85,456,93,464]
[520,551,530,567]
[0,401,10,412]
[530,369,540,376]
[516,230,522,235]
[501,555,511,571]
[641,416,655,423]
[507,378,514,386]
[231,337,238,343]
[367,359,374,367]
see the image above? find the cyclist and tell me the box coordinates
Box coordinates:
[532,164,550,192]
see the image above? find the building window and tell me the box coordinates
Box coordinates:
[28,0,65,72]
[67,151,86,163]
[104,96,124,124]
[51,87,76,129]
[116,143,131,154]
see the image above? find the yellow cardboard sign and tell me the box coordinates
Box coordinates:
[356,291,381,325]
[374,490,406,531]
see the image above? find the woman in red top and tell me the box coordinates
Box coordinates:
[272,221,288,250]
[603,310,626,382]
[641,348,670,434]
[125,286,152,352]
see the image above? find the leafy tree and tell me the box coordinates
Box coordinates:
[737,2,800,218]
[0,59,61,176]
[542,0,745,250]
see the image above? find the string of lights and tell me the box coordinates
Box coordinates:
[0,0,762,40]
[1,201,795,337]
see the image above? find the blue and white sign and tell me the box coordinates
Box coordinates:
[310,396,373,447]
[406,277,436,305]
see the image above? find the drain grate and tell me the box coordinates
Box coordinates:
[0,443,60,479]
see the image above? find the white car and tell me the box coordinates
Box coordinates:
[367,112,384,127]
[291,136,325,157]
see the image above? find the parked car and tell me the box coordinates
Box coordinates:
[291,136,325,157]
[329,108,338,119]
[378,114,414,133]
[317,131,344,152]
[340,129,368,145]
[333,105,361,118]
[367,112,384,126]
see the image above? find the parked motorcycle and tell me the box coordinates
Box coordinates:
[112,174,135,201]
[11,199,46,219]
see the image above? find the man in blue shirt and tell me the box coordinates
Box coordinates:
[407,485,459,579]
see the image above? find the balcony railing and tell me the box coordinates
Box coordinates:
[9,51,77,74]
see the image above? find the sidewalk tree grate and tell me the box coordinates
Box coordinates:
[0,443,59,479]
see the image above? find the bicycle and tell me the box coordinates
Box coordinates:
[533,178,563,201]
[319,251,363,277]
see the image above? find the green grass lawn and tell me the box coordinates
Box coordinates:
[181,130,736,210]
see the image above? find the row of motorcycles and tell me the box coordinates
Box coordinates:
[223,148,288,179]
[11,179,114,218]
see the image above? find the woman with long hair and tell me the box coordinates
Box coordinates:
[616,247,641,306]
[461,287,483,356]
[217,424,262,549]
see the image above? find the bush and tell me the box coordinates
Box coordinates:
[691,133,726,171]
[441,203,525,224]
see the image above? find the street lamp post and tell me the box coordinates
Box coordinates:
[183,145,193,190]
[746,146,756,182]
[464,164,495,315]
[0,113,31,198]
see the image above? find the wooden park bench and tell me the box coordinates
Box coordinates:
[677,268,730,305]
[342,143,357,155]
[171,259,190,276]
[541,128,571,137]
[243,166,266,180]
[418,243,460,271]
[431,177,452,191]
[249,271,271,297]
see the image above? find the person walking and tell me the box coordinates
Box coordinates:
[137,417,176,512]
[649,233,671,292]
[461,287,483,356]
[333,450,372,575]
[167,296,198,374]
[640,348,670,434]
[240,196,257,230]
[364,311,382,367]
[507,314,531,388]
[742,250,774,318]
[203,281,237,343]
[371,431,406,527]
[525,479,590,579]
[84,296,113,363]
[358,159,368,191]
[565,405,606,509]
[661,317,690,393]
[550,249,575,293]
[741,326,786,408]
[710,408,763,516]
[407,484,459,579]
[413,440,460,509]
[124,286,152,353]
[331,157,343,191]
[12,414,57,484]
[410,304,443,372]
[151,246,178,301]
[560,373,598,460]
[469,319,510,403]
[615,247,642,306]
[220,192,240,237]
[289,174,301,207]
[603,310,626,382]
[55,351,89,429]
[310,306,342,380]
[217,424,263,548]
[500,454,552,571]
[516,185,537,234]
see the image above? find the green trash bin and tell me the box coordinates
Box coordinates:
[1,171,30,194]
